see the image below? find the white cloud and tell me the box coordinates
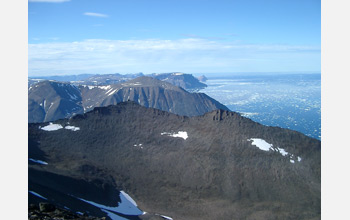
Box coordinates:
[28,38,320,76]
[84,12,108,18]
[29,0,70,2]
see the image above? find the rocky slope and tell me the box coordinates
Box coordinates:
[29,76,227,123]
[150,72,207,91]
[28,101,321,220]
[28,81,84,123]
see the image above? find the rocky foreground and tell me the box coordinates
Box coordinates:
[28,203,105,220]
[29,102,320,220]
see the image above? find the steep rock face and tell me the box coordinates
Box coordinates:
[28,102,321,220]
[28,81,83,123]
[80,76,228,116]
[29,77,227,123]
[150,72,207,91]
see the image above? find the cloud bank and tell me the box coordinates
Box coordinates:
[83,12,108,18]
[28,38,320,76]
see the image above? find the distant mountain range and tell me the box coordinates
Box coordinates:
[28,101,321,220]
[28,76,227,123]
[29,72,207,91]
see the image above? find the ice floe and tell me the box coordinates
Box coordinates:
[29,191,47,200]
[40,123,63,131]
[29,158,48,165]
[161,131,188,140]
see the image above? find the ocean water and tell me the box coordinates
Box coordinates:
[201,73,321,140]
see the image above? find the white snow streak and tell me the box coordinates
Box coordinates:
[120,191,137,207]
[29,158,48,165]
[155,214,173,220]
[161,131,188,140]
[77,190,143,216]
[29,191,47,200]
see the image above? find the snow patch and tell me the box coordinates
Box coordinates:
[29,158,48,165]
[65,126,80,131]
[161,131,188,140]
[29,191,47,200]
[120,191,137,207]
[247,138,301,164]
[240,112,259,117]
[100,85,111,90]
[41,123,63,131]
[107,89,119,96]
[77,190,143,216]
[247,138,272,151]
[277,147,288,156]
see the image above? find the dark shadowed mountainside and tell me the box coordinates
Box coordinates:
[28,81,84,123]
[28,101,321,220]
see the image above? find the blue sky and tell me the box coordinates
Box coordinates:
[28,0,321,76]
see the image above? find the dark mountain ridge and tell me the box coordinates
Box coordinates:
[28,81,83,123]
[29,101,320,220]
[29,76,228,123]
[29,72,206,91]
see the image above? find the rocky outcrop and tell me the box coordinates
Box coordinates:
[29,203,106,220]
[150,72,207,91]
